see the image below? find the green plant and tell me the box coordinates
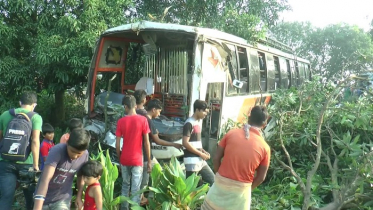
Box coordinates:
[91,145,140,210]
[218,118,244,141]
[146,157,209,210]
[266,77,373,209]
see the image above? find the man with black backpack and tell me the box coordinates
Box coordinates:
[0,91,43,210]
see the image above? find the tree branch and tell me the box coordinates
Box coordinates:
[275,116,307,194]
[302,82,346,210]
[273,153,306,194]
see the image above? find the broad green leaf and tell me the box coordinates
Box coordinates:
[161,201,172,210]
[174,176,187,196]
[111,196,138,206]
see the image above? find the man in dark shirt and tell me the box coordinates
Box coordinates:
[134,89,147,116]
[135,98,183,204]
[182,100,214,186]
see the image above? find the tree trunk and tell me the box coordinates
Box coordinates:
[54,89,65,127]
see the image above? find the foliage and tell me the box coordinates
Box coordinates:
[265,77,373,209]
[145,157,209,210]
[32,90,85,129]
[218,118,244,141]
[91,145,143,210]
[133,0,291,42]
[0,0,132,126]
[270,22,373,81]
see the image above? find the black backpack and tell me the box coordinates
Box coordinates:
[0,109,35,162]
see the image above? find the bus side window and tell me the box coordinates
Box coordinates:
[298,62,304,86]
[295,61,300,87]
[267,54,276,92]
[258,51,267,92]
[237,46,249,93]
[307,64,311,80]
[226,45,239,95]
[286,59,291,88]
[279,57,287,88]
[274,56,281,89]
[248,49,260,93]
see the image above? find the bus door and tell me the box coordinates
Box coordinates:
[198,41,227,155]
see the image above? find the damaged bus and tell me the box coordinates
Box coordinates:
[84,21,311,162]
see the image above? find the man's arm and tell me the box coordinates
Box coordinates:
[151,133,182,149]
[33,165,56,210]
[115,136,121,160]
[31,130,41,171]
[252,165,269,190]
[182,136,209,160]
[213,145,224,173]
[0,130,3,141]
[143,133,151,173]
[75,175,85,210]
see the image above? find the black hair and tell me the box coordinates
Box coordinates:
[20,92,37,105]
[122,95,136,109]
[42,123,54,135]
[133,90,147,105]
[193,100,208,112]
[68,118,83,131]
[79,160,103,178]
[67,128,91,151]
[146,99,163,111]
[248,106,269,127]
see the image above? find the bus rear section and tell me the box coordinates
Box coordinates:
[84,22,198,162]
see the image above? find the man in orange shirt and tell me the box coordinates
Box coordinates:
[202,106,270,210]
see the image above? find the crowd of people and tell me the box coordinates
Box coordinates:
[0,91,271,210]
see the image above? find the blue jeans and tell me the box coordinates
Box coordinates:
[140,161,149,191]
[0,161,35,210]
[121,165,143,210]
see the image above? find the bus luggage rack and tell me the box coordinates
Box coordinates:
[152,93,187,119]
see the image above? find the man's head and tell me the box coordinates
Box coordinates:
[193,100,208,120]
[146,99,163,118]
[248,106,269,128]
[67,128,90,160]
[68,118,83,132]
[133,90,147,106]
[19,92,37,111]
[122,95,137,114]
[42,123,55,141]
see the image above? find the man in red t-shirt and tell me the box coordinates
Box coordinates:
[115,95,151,210]
[202,106,270,210]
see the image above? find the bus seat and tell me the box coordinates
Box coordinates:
[135,77,154,95]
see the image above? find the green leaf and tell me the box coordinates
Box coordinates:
[174,176,186,196]
[161,201,173,210]
[149,187,162,194]
[131,206,147,210]
[111,196,138,206]
[151,164,163,187]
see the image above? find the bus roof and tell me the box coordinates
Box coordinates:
[103,21,310,64]
[104,21,249,44]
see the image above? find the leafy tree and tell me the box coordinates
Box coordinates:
[133,0,291,41]
[268,21,314,55]
[270,22,373,81]
[263,77,373,209]
[0,0,132,126]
